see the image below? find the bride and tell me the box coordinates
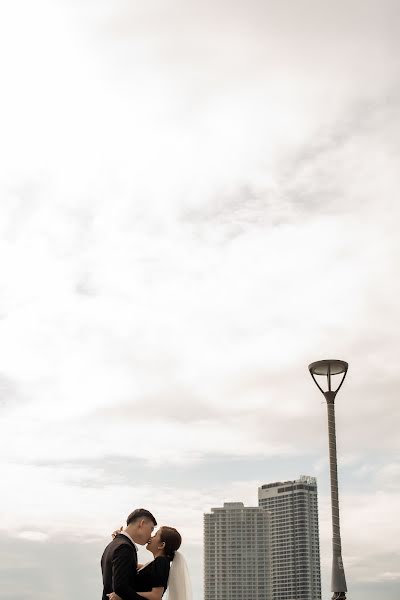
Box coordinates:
[108,525,192,600]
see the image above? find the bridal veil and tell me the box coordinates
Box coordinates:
[167,551,192,600]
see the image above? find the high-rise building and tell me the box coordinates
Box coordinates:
[258,475,321,600]
[204,502,271,600]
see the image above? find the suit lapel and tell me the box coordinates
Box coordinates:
[116,533,137,554]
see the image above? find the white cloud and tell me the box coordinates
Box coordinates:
[17,531,49,542]
[1,1,400,599]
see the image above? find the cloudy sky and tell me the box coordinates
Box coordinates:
[1,1,400,599]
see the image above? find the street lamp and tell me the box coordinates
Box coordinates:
[308,359,348,600]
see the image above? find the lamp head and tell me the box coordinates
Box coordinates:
[308,359,348,398]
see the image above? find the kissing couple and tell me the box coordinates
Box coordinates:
[101,508,192,600]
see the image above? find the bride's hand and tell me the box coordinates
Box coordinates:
[111,526,123,539]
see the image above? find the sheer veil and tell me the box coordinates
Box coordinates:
[167,551,192,600]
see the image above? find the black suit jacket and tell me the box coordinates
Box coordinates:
[101,533,142,600]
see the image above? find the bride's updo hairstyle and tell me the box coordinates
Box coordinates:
[160,526,182,561]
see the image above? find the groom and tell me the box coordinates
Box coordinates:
[101,507,157,600]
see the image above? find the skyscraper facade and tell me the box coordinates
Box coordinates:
[258,475,321,600]
[204,502,271,600]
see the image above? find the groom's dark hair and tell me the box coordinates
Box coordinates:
[127,508,157,526]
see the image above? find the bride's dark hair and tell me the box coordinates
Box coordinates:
[160,526,182,561]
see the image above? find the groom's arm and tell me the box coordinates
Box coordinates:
[112,545,142,600]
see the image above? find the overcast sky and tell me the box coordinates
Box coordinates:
[1,1,400,599]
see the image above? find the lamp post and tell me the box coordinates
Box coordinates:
[308,359,348,600]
